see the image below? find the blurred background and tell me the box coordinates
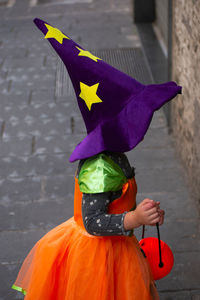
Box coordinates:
[0,0,199,299]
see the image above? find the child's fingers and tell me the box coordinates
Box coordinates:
[158,209,165,216]
[148,208,165,226]
[154,202,161,211]
[159,215,164,225]
[142,200,157,210]
[145,206,158,215]
[149,215,160,224]
[143,203,155,211]
[141,199,155,206]
[149,216,160,225]
[149,212,159,219]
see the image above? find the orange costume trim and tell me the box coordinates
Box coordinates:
[12,177,159,300]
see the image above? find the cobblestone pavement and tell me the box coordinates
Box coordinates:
[0,0,200,299]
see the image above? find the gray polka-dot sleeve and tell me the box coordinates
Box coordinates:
[82,192,132,236]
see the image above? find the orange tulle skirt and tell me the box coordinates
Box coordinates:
[12,178,159,299]
[12,217,158,300]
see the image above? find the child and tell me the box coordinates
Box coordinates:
[11,18,181,300]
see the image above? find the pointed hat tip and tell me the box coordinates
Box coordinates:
[33,18,41,26]
[33,18,50,27]
[33,18,49,34]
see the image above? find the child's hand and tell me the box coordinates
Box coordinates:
[134,198,160,227]
[149,201,165,226]
[124,199,165,230]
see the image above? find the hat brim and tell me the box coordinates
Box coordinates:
[69,82,182,162]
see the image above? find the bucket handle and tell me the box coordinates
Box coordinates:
[142,223,164,268]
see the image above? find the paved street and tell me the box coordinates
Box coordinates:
[0,0,200,299]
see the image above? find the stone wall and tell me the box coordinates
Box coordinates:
[171,0,200,202]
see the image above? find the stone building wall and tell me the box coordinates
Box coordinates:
[171,0,200,202]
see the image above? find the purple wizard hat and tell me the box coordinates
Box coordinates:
[34,18,182,162]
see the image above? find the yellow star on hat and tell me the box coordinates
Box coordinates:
[44,24,70,44]
[76,47,101,62]
[79,82,103,110]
